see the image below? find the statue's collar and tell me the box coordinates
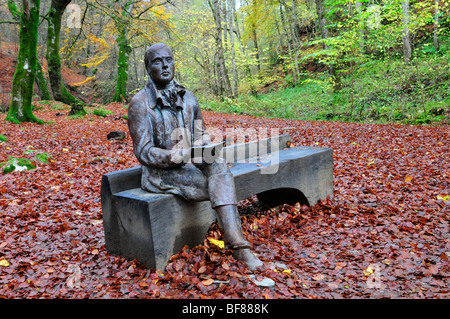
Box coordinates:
[146,79,186,110]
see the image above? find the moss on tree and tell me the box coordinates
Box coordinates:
[6,0,44,124]
[46,0,86,116]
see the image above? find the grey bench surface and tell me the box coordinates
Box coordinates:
[101,136,333,270]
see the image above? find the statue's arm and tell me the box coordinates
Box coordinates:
[191,93,211,146]
[128,97,183,169]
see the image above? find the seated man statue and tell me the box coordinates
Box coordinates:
[127,43,263,271]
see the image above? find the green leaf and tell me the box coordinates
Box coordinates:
[33,152,53,163]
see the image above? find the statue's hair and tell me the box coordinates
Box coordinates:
[144,43,173,74]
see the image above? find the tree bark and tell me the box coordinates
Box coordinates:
[112,1,133,103]
[401,0,412,62]
[46,0,85,114]
[314,0,329,50]
[251,0,261,73]
[314,0,334,78]
[434,0,440,52]
[208,0,232,99]
[227,0,238,98]
[355,1,364,52]
[35,60,51,100]
[6,0,44,124]
[113,23,132,102]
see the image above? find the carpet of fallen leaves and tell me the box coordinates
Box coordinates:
[0,102,448,299]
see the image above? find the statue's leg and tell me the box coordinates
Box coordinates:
[159,163,210,201]
[199,159,263,271]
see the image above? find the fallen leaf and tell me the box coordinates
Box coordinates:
[405,175,413,182]
[312,274,325,281]
[335,262,346,270]
[208,238,224,249]
[363,265,374,276]
[0,259,10,267]
[90,220,103,226]
[202,278,214,286]
[327,282,339,290]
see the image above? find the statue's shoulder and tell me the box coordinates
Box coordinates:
[129,87,156,112]
[129,89,147,107]
[182,89,199,104]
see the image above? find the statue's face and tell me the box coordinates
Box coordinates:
[148,46,175,86]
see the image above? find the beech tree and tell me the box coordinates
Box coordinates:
[46,0,86,115]
[5,0,50,101]
[6,0,44,124]
[401,0,412,62]
[208,0,232,99]
[89,0,174,103]
[112,1,133,103]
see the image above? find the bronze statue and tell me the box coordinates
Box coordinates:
[127,43,263,271]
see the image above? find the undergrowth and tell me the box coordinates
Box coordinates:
[201,36,450,125]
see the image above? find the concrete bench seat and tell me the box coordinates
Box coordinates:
[101,135,333,270]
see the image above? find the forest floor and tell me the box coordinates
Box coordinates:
[0,102,449,299]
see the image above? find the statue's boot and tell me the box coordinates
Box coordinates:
[208,171,263,271]
[215,205,251,250]
[215,205,264,271]
[233,248,264,272]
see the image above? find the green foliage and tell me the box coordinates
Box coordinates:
[92,107,114,117]
[22,150,53,163]
[0,135,7,142]
[34,152,53,163]
[203,36,450,125]
[48,101,70,111]
[1,157,36,174]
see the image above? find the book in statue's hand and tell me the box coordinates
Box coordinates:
[191,140,226,159]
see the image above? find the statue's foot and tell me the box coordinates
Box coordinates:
[233,248,264,272]
[224,238,252,250]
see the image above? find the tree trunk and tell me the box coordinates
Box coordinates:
[6,0,44,124]
[208,0,232,99]
[314,0,329,50]
[401,0,412,63]
[251,0,261,73]
[279,1,297,83]
[113,24,131,102]
[112,1,133,103]
[35,60,51,100]
[46,0,85,114]
[227,0,238,98]
[314,0,334,78]
[434,0,440,52]
[355,1,364,52]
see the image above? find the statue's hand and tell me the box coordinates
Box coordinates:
[169,148,190,167]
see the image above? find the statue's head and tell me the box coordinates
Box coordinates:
[144,43,175,87]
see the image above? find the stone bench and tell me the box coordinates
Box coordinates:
[101,135,333,270]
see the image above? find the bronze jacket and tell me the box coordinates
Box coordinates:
[127,79,209,196]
